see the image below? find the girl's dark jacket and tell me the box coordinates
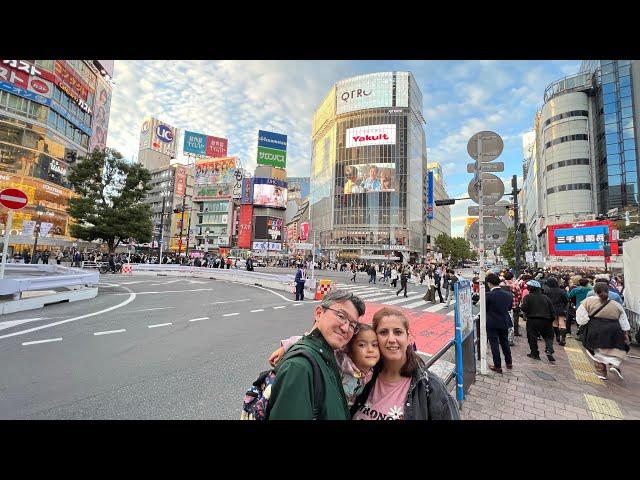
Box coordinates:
[350,362,460,420]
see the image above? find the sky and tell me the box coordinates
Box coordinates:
[106,60,581,237]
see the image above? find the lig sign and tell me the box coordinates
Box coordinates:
[346,124,396,148]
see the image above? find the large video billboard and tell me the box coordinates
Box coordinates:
[253,178,287,208]
[195,157,237,185]
[547,220,618,256]
[193,183,231,201]
[254,216,283,241]
[341,163,396,194]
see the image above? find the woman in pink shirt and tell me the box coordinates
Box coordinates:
[350,307,460,420]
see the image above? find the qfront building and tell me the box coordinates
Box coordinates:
[0,59,114,251]
[309,72,429,263]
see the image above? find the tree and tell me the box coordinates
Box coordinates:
[500,227,531,268]
[67,148,153,253]
[434,234,475,264]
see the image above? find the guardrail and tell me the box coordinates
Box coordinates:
[0,264,99,297]
[625,308,640,352]
[424,339,457,387]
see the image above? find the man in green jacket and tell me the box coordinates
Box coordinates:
[268,290,366,420]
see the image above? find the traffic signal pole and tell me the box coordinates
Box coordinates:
[477,136,488,376]
[512,175,521,278]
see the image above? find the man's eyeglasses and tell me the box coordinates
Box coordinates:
[323,306,359,333]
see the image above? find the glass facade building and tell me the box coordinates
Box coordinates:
[310,72,427,263]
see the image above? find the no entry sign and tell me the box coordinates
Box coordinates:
[0,188,28,210]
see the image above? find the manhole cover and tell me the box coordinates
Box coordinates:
[533,370,556,381]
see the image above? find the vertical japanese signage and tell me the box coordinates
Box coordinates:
[174,165,187,197]
[427,170,434,220]
[241,178,254,205]
[238,205,253,249]
[90,74,112,153]
[183,131,228,158]
[257,130,287,169]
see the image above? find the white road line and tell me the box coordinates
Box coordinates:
[148,323,172,328]
[150,283,163,286]
[423,303,449,313]
[210,299,251,305]
[164,280,183,284]
[250,309,264,312]
[94,329,126,336]
[358,291,396,299]
[119,281,146,285]
[131,307,174,313]
[188,317,209,322]
[248,285,295,302]
[402,299,429,309]
[22,338,63,346]
[447,309,456,316]
[223,313,239,317]
[381,293,423,305]
[0,286,137,341]
[273,306,286,309]
[292,303,303,306]
[110,288,213,295]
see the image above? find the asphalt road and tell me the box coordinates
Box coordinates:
[0,274,318,419]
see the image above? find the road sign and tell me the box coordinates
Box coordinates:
[0,188,28,210]
[468,173,505,205]
[467,131,503,162]
[468,205,507,217]
[292,243,313,250]
[468,217,508,249]
[466,162,504,174]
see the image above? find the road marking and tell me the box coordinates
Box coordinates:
[120,281,146,285]
[274,306,286,309]
[0,317,49,332]
[563,337,605,384]
[110,288,213,295]
[189,317,209,322]
[248,285,295,302]
[210,299,250,305]
[0,286,137,341]
[381,293,423,305]
[22,338,63,346]
[251,309,264,312]
[403,299,429,309]
[148,322,172,328]
[164,280,183,284]
[223,313,239,317]
[94,329,126,336]
[447,309,455,316]
[292,303,303,306]
[131,307,174,313]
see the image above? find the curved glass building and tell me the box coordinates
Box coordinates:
[309,72,427,263]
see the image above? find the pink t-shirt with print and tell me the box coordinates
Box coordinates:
[352,375,411,420]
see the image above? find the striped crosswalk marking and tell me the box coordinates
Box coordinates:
[402,299,429,309]
[447,309,455,316]
[381,293,423,305]
[358,291,397,299]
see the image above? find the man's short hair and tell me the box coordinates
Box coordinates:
[486,273,501,286]
[320,290,366,318]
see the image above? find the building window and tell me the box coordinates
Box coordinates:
[543,110,588,126]
[546,158,590,171]
[546,183,592,195]
[544,134,588,149]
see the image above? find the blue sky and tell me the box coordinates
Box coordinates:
[106,60,581,236]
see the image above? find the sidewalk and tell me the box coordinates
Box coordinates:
[460,319,640,420]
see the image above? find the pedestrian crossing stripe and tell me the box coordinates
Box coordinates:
[380,293,423,305]
[402,299,429,309]
[358,292,399,299]
[423,303,451,312]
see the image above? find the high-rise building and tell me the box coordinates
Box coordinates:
[425,163,451,252]
[0,59,114,251]
[309,72,428,264]
[286,176,310,201]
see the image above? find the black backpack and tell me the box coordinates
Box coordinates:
[241,348,324,420]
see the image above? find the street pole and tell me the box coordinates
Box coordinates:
[0,209,13,279]
[477,136,488,376]
[185,208,191,257]
[512,174,521,277]
[158,198,166,264]
[178,194,186,257]
[31,222,41,264]
[312,230,316,281]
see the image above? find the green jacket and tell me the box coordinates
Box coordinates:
[268,329,351,420]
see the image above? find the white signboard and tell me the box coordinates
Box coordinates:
[525,251,534,263]
[534,252,544,262]
[22,220,36,236]
[292,243,313,250]
[346,124,396,148]
[252,241,282,251]
[39,222,53,237]
[336,72,394,115]
[217,235,230,246]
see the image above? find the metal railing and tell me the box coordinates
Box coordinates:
[424,339,457,387]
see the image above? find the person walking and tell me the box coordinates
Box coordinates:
[294,263,307,301]
[485,273,514,374]
[520,280,557,364]
[502,271,522,338]
[443,269,450,302]
[577,283,631,380]
[268,290,366,419]
[396,267,408,297]
[446,269,458,307]
[422,270,435,302]
[433,267,444,303]
[544,277,569,346]
[350,264,357,283]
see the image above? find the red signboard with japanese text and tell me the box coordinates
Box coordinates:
[206,136,228,158]
[174,165,187,197]
[547,220,618,257]
[238,205,253,249]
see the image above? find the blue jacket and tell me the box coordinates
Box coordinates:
[295,268,306,285]
[486,287,513,330]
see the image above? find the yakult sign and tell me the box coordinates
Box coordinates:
[346,124,396,148]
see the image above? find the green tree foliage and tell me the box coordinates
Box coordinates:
[434,234,476,264]
[500,227,531,267]
[67,148,153,253]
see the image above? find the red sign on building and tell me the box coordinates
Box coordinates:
[238,205,253,249]
[206,136,228,158]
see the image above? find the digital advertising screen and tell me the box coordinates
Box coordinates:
[195,157,237,185]
[341,163,396,194]
[547,220,618,256]
[252,178,288,208]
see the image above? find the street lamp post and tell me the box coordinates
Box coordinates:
[30,205,46,264]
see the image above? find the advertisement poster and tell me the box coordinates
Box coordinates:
[299,222,309,241]
[240,178,253,205]
[183,131,207,155]
[194,183,231,201]
[253,178,287,208]
[89,74,112,153]
[342,163,395,194]
[174,165,187,197]
[195,157,237,185]
[427,170,434,220]
[346,124,397,148]
[257,130,287,169]
[238,205,253,249]
[206,136,228,158]
[547,220,617,256]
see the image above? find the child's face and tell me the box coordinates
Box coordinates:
[349,329,380,372]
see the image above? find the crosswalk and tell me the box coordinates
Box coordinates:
[334,283,456,316]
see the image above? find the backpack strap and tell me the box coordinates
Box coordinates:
[589,299,610,320]
[275,348,324,420]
